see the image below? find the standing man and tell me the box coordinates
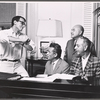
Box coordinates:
[63,24,96,66]
[69,36,100,80]
[0,16,36,77]
[44,43,69,76]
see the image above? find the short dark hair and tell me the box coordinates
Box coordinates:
[78,36,91,52]
[11,16,26,26]
[49,43,62,58]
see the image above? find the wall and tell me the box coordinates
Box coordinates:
[26,2,93,58]
[36,2,86,58]
[16,3,27,67]
[27,3,38,58]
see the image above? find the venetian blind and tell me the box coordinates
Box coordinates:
[83,2,93,41]
[16,3,26,18]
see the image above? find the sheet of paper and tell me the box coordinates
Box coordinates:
[47,73,77,80]
[20,77,53,82]
[36,74,48,78]
[20,74,77,82]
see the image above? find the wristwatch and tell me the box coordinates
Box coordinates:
[25,39,30,44]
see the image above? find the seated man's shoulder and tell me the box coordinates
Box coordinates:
[90,55,99,60]
[93,56,99,60]
[90,56,100,64]
[45,60,51,65]
[72,56,79,61]
[60,58,69,65]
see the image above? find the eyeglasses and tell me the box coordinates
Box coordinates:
[19,21,26,26]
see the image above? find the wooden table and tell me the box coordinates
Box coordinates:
[0,79,100,98]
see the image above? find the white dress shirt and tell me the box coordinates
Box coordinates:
[52,59,59,70]
[82,53,90,71]
[0,28,35,60]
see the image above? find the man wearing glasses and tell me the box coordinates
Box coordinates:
[0,16,36,77]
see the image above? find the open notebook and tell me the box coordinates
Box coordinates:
[20,74,77,82]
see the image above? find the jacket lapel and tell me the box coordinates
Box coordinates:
[49,61,54,74]
[53,59,61,74]
[84,54,94,70]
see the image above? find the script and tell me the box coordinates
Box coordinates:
[20,74,77,83]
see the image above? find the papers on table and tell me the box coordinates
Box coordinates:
[20,74,77,83]
[36,74,48,78]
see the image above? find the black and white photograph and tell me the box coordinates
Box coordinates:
[0,1,100,99]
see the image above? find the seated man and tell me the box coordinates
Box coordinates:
[44,43,69,76]
[69,36,100,80]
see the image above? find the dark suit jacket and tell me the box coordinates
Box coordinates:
[63,39,97,66]
[44,58,69,75]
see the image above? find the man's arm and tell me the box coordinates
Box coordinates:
[23,39,36,51]
[8,35,36,51]
[8,36,28,44]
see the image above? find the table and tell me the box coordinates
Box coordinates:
[25,58,47,77]
[0,78,100,98]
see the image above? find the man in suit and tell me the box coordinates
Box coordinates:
[44,43,69,76]
[69,36,100,80]
[63,25,96,66]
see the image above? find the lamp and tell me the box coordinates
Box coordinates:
[37,19,63,37]
[37,19,63,59]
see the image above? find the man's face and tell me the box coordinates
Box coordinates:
[74,38,84,56]
[71,26,82,38]
[47,47,56,61]
[15,18,26,31]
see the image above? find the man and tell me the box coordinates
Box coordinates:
[69,36,100,80]
[63,25,96,66]
[44,43,69,75]
[0,16,36,77]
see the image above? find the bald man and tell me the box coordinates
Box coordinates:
[63,25,96,66]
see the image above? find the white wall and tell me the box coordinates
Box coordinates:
[26,2,93,58]
[36,2,85,58]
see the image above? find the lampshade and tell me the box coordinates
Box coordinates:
[37,19,63,37]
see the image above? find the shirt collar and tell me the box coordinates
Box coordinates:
[8,28,14,36]
[9,28,21,37]
[52,58,59,65]
[82,53,90,60]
